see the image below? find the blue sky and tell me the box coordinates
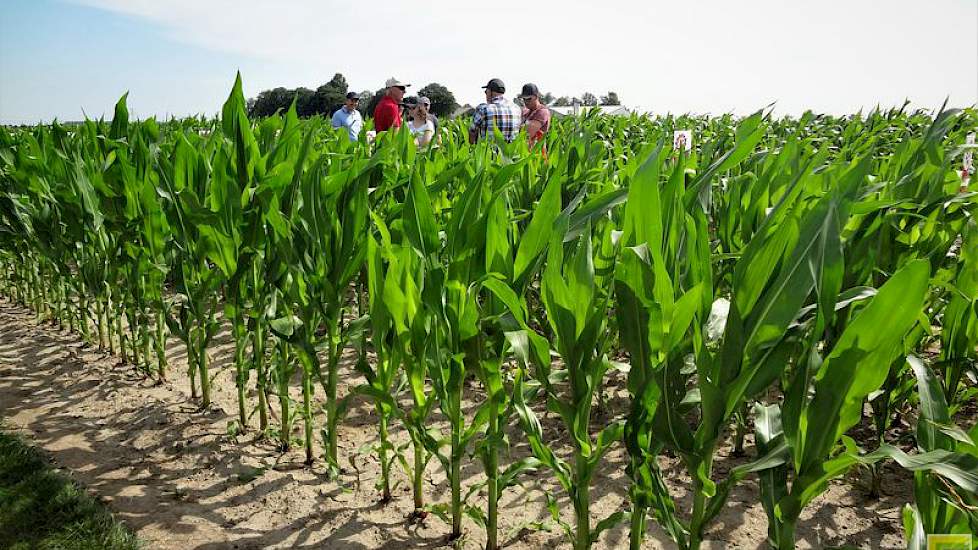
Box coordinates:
[2,0,977,124]
[1,0,244,122]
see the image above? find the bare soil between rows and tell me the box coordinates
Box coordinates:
[0,298,909,549]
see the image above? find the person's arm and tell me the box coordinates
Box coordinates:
[468,105,486,144]
[417,122,434,147]
[331,110,343,129]
[352,112,363,138]
[528,109,550,144]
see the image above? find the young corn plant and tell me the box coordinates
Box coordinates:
[901,356,978,547]
[153,77,267,408]
[401,167,492,543]
[936,219,978,409]
[513,221,625,550]
[367,217,436,517]
[397,157,545,545]
[243,102,319,436]
[356,225,410,503]
[627,148,875,549]
[614,141,712,549]
[292,146,372,473]
[264,113,371,468]
[755,260,932,549]
[469,161,553,550]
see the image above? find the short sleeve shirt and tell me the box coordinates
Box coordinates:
[409,119,434,138]
[374,95,402,132]
[470,96,523,142]
[521,106,551,142]
[331,107,362,141]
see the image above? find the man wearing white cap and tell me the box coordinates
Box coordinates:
[374,77,410,132]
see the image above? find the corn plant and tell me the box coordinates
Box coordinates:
[399,166,492,541]
[936,219,978,409]
[614,141,711,549]
[471,168,554,550]
[157,107,237,408]
[754,260,931,548]
[292,145,372,472]
[357,223,410,502]
[513,221,624,550]
[366,216,436,516]
[902,356,978,546]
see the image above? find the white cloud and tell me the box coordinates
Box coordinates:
[30,0,978,118]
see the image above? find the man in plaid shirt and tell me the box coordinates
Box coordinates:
[468,78,523,144]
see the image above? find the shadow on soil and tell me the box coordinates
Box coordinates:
[0,299,909,549]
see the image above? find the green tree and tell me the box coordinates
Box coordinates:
[294,87,316,117]
[417,83,458,118]
[249,87,292,117]
[365,88,387,118]
[540,92,555,105]
[356,90,374,117]
[312,73,349,117]
[600,91,620,105]
[554,96,571,107]
[581,92,598,106]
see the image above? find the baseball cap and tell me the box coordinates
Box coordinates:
[385,77,410,88]
[481,78,505,93]
[403,97,430,110]
[519,83,540,98]
[345,91,360,100]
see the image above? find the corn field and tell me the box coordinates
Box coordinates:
[0,75,976,550]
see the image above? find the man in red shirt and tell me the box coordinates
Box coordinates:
[374,77,410,132]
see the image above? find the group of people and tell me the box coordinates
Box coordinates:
[330,77,551,149]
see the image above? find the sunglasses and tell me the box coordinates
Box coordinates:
[395,86,406,92]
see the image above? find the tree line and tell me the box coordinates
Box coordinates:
[247,73,459,119]
[246,73,622,119]
[551,91,620,107]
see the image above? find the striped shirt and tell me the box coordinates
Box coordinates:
[470,96,522,142]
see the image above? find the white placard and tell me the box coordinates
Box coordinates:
[964,132,975,173]
[673,130,692,152]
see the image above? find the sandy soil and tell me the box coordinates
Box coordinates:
[0,298,910,549]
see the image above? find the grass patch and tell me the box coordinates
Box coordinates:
[0,430,140,550]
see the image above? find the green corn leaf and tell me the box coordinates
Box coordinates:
[402,172,440,259]
[514,174,561,287]
[799,260,929,471]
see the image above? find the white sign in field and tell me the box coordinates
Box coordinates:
[674,130,692,152]
[963,132,975,189]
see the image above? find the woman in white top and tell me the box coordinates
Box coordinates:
[407,96,435,147]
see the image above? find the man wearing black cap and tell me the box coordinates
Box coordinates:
[468,78,523,144]
[519,83,551,148]
[331,91,363,141]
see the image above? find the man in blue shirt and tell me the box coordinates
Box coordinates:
[331,92,363,141]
